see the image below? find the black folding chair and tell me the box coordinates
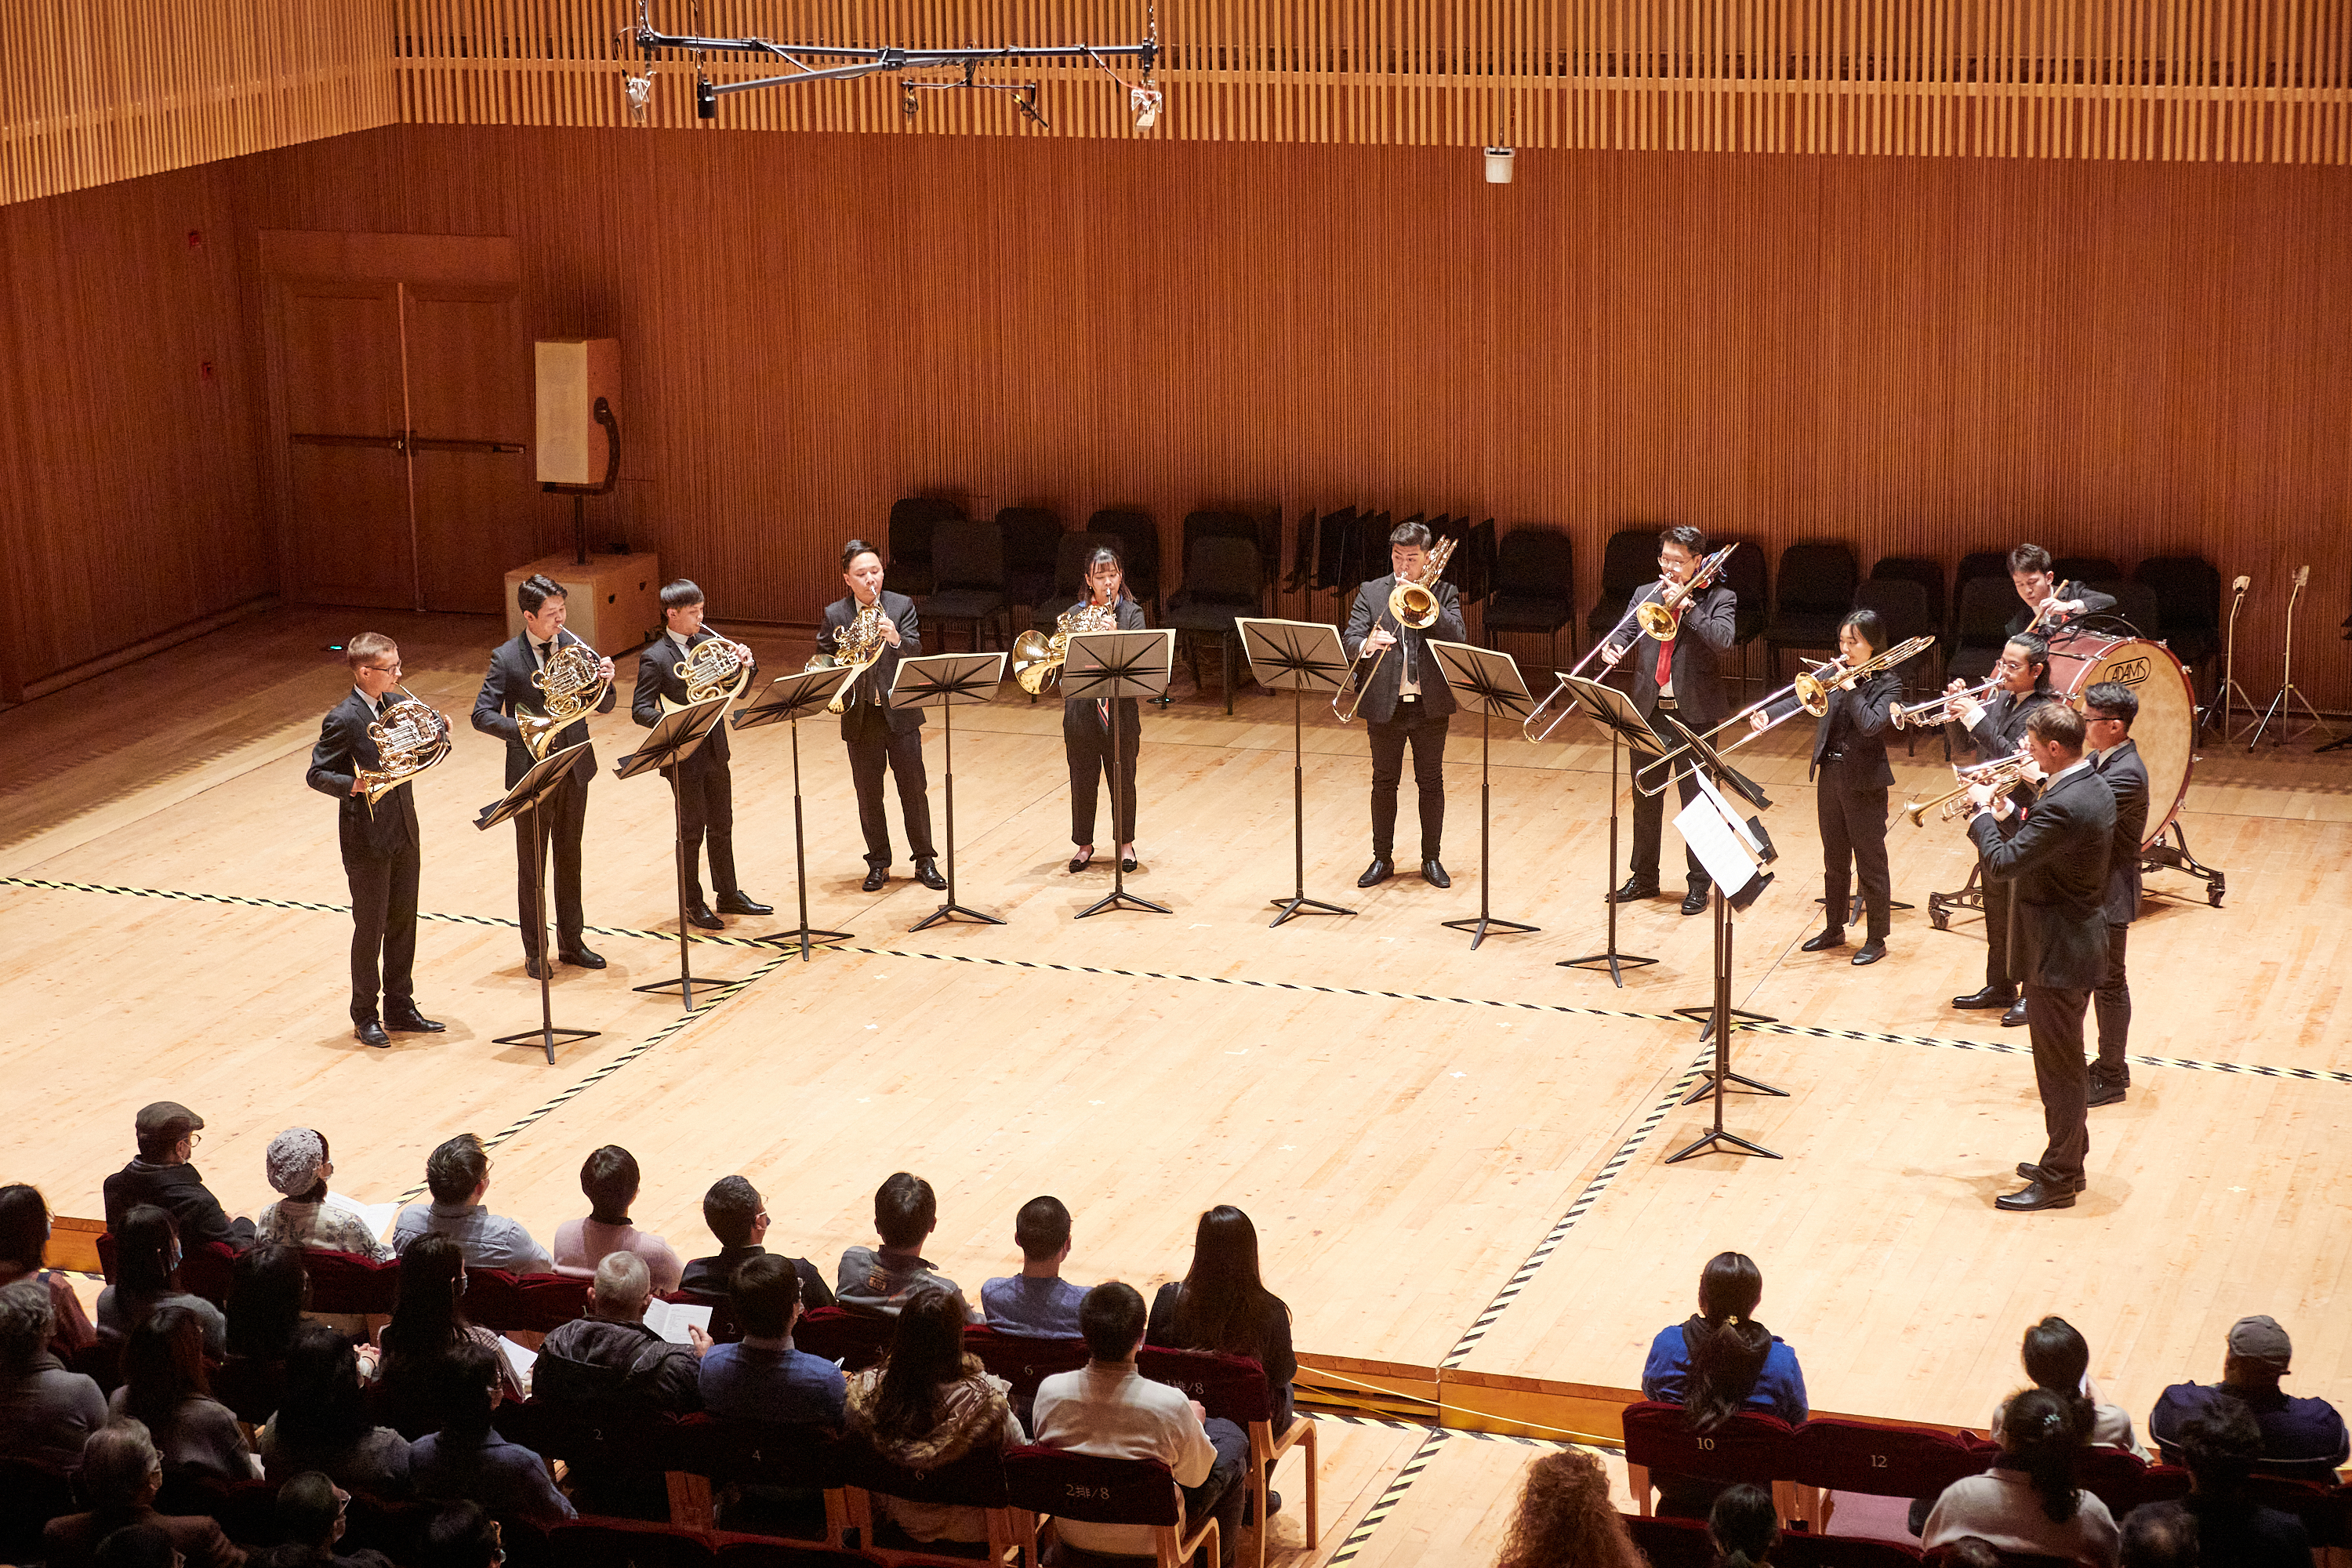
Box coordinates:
[1482,526,1574,666]
[1587,528,1660,651]
[1088,508,1160,615]
[1868,555,1947,642]
[884,496,961,597]
[1763,543,1859,680]
[997,506,1065,617]
[916,521,1010,652]
[1165,534,1265,713]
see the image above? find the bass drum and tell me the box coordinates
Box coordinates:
[2044,632,2197,846]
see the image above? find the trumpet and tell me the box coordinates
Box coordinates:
[1900,746,2042,827]
[659,634,753,714]
[1334,535,1457,724]
[1012,600,1120,695]
[1889,676,2003,731]
[517,641,612,760]
[806,601,891,713]
[354,688,452,811]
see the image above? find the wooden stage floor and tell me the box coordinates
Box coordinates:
[4,607,2348,1563]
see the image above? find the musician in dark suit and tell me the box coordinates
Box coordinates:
[2005,542,2117,639]
[1061,546,1151,874]
[633,580,770,929]
[307,633,443,1048]
[1965,703,2115,1212]
[1946,633,2059,1021]
[1755,609,1899,965]
[824,539,944,895]
[471,572,617,976]
[1345,520,1467,889]
[1611,524,1737,915]
[2082,681,2148,1108]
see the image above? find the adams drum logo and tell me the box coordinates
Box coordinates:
[2103,656,2151,687]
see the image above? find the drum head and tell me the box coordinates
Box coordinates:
[2050,633,2196,846]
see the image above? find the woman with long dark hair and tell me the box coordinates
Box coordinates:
[370,1234,521,1433]
[226,1242,310,1362]
[1639,1251,1807,1516]
[844,1284,1022,1548]
[1492,1449,1647,1568]
[260,1320,412,1496]
[96,1203,227,1359]
[1058,544,1150,874]
[1991,1316,2147,1457]
[0,1182,97,1357]
[1924,1386,2119,1568]
[108,1304,260,1481]
[1149,1205,1298,1431]
[1709,1483,1782,1568]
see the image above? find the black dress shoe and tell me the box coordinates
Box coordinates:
[1069,847,1094,873]
[524,956,548,981]
[386,1007,445,1033]
[355,1021,391,1048]
[1681,887,1711,916]
[561,945,606,970]
[1800,927,1846,953]
[1358,858,1394,888]
[2085,1072,2128,1108]
[687,902,724,931]
[1952,985,2016,1010]
[2002,998,2028,1028]
[1850,941,1886,966]
[715,891,772,916]
[862,865,890,892]
[1421,858,1450,889]
[1613,877,1660,903]
[2013,1161,2089,1192]
[1120,853,1138,873]
[1995,1179,2078,1212]
[913,858,948,891]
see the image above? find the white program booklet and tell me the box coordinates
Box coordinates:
[641,1298,713,1345]
[325,1191,401,1244]
[496,1336,538,1392]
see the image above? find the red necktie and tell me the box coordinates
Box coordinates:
[1654,635,1673,692]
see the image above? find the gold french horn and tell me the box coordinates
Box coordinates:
[518,640,610,759]
[659,635,753,714]
[354,688,452,811]
[805,601,891,714]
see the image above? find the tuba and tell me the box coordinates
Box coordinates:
[659,635,753,714]
[354,689,452,811]
[1012,600,1120,696]
[1334,535,1457,724]
[518,641,611,759]
[806,601,891,713]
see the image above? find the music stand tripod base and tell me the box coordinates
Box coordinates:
[893,652,1011,931]
[731,665,858,960]
[493,1022,600,1062]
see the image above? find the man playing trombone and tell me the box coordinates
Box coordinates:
[1613,525,1738,915]
[1345,521,1465,888]
[1944,633,2057,1023]
[633,580,769,930]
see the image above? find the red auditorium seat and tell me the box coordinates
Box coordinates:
[789,1306,894,1371]
[1137,1345,1319,1568]
[1779,1526,1927,1568]
[1621,1399,1801,1517]
[548,1515,718,1567]
[962,1324,1089,1403]
[1784,1417,1997,1531]
[1002,1443,1219,1568]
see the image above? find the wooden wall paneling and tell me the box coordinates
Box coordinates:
[270,281,416,609]
[404,285,537,613]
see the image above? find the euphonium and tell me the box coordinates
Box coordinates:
[354,689,452,811]
[518,641,610,760]
[659,636,752,714]
[1334,535,1457,724]
[1012,600,1120,696]
[806,601,891,713]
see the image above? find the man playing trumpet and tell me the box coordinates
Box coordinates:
[633,579,770,930]
[1945,633,2056,1023]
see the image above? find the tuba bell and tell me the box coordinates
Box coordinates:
[354,689,452,811]
[518,641,610,759]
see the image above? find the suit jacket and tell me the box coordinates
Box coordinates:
[1625,582,1737,733]
[1955,684,2056,760]
[306,688,422,858]
[2005,579,2118,639]
[631,630,750,775]
[470,628,615,787]
[1966,763,2116,990]
[1057,596,1150,725]
[1767,670,1898,790]
[45,1505,248,1568]
[821,591,925,738]
[1342,575,1468,723]
[2094,737,2149,925]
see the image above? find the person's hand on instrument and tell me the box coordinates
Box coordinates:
[1748,710,1769,734]
[1954,695,1985,728]
[881,619,902,648]
[596,655,616,684]
[1365,626,1396,654]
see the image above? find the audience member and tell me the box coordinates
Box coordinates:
[551,1145,684,1290]
[1490,1449,1646,1568]
[227,1242,310,1363]
[255,1131,389,1261]
[259,1322,412,1497]
[245,1471,397,1568]
[2173,1398,2312,1568]
[1710,1483,1782,1568]
[414,1502,503,1568]
[408,1338,576,1526]
[2119,1502,2201,1568]
[96,1203,229,1359]
[42,1421,249,1568]
[845,1283,1024,1549]
[0,1181,100,1355]
[102,1101,253,1250]
[678,1174,833,1306]
[93,1523,182,1568]
[982,1194,1087,1338]
[109,1303,261,1482]
[1991,1316,2148,1456]
[1939,1540,2004,1568]
[371,1234,523,1435]
[1924,1386,2120,1568]
[390,1135,550,1272]
[535,1250,707,1410]
[1033,1281,1248,1567]
[1148,1203,1299,1439]
[1641,1251,1808,1519]
[0,1273,108,1468]
[699,1252,847,1425]
[2148,1316,2348,1482]
[838,1172,971,1316]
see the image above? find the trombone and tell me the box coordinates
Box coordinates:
[1889,675,2002,730]
[1334,535,1457,724]
[1900,746,2042,827]
[1695,634,1938,760]
[1523,543,1740,743]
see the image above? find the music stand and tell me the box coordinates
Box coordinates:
[1063,628,1175,919]
[615,695,742,1009]
[1553,675,1662,985]
[732,666,855,960]
[890,652,1008,931]
[1664,772,1784,1163]
[1237,618,1356,928]
[475,739,599,1065]
[1425,641,1541,949]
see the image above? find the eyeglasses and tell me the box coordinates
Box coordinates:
[185,1132,202,1149]
[366,660,403,674]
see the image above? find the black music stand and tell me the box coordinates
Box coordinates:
[1238,618,1356,928]
[731,665,855,961]
[891,652,1007,931]
[615,696,742,1009]
[1660,769,1785,1163]
[1553,675,1661,985]
[1063,627,1175,919]
[475,739,599,1065]
[1427,641,1541,949]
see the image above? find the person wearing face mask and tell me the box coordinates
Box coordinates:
[256,1130,389,1261]
[96,1206,227,1361]
[103,1102,252,1250]
[821,539,944,894]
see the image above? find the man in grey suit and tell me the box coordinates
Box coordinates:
[2082,681,2149,1107]
[1965,703,2115,1212]
[823,539,945,895]
[1344,520,1466,889]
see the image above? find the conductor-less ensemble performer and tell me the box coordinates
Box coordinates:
[2082,681,2147,1108]
[822,540,946,895]
[1059,546,1149,875]
[1757,608,1899,965]
[1613,525,1738,915]
[1346,520,1466,890]
[633,579,771,929]
[1946,633,2057,1025]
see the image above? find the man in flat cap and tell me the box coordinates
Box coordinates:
[101,1103,252,1249]
[2148,1315,2348,1482]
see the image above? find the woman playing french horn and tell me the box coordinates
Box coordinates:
[1060,546,1149,873]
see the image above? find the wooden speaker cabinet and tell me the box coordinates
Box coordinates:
[535,338,619,485]
[503,550,662,654]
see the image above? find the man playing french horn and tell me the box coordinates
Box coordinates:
[821,539,945,895]
[633,579,771,930]
[1345,520,1466,890]
[473,572,618,977]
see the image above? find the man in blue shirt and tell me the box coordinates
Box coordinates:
[981,1196,1087,1338]
[699,1254,846,1425]
[2149,1316,2347,1483]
